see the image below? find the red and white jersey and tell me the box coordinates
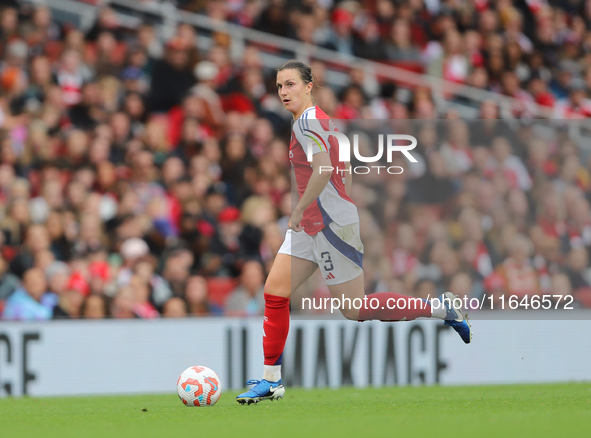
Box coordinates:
[554,97,591,119]
[56,69,83,106]
[290,105,359,235]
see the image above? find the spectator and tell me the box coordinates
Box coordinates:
[111,285,136,319]
[355,17,387,60]
[136,23,162,60]
[10,224,51,278]
[24,5,61,46]
[1,197,31,247]
[551,272,575,305]
[386,19,421,62]
[407,152,456,204]
[129,274,159,319]
[440,120,473,176]
[253,0,290,37]
[162,297,188,318]
[0,6,18,45]
[555,78,591,118]
[132,255,172,309]
[51,256,89,319]
[81,294,109,319]
[46,210,72,261]
[56,49,89,107]
[0,0,590,319]
[448,271,475,302]
[148,37,195,112]
[485,137,533,192]
[207,205,262,277]
[69,81,105,131]
[117,237,150,286]
[191,61,225,129]
[185,275,213,316]
[2,267,57,320]
[85,7,122,42]
[565,247,591,306]
[162,249,193,297]
[496,234,540,299]
[335,84,366,119]
[45,260,70,296]
[91,31,125,78]
[0,254,19,300]
[414,278,437,301]
[225,260,265,315]
[323,8,356,57]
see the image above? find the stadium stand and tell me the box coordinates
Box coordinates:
[0,0,590,321]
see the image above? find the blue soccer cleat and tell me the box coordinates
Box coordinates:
[236,379,285,405]
[440,291,472,344]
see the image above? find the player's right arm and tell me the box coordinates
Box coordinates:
[289,151,332,232]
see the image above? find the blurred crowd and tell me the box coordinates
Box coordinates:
[328,118,591,313]
[176,0,591,119]
[0,0,590,321]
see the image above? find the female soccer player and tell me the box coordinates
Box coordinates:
[236,60,471,405]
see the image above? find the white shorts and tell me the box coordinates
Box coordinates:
[277,222,364,285]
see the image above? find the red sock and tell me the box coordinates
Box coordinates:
[358,293,431,322]
[263,293,290,366]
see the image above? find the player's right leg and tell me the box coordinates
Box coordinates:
[260,253,318,375]
[236,239,318,405]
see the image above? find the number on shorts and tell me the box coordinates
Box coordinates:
[321,251,334,272]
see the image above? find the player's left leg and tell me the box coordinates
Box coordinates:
[319,223,471,343]
[328,274,472,344]
[327,272,429,321]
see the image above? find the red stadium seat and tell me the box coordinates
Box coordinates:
[207,277,238,308]
[376,61,425,89]
[313,58,350,75]
[248,41,281,54]
[43,41,63,63]
[84,42,128,66]
[574,287,591,308]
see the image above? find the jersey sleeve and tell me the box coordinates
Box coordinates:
[293,116,331,159]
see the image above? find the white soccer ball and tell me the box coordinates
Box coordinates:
[177,366,222,407]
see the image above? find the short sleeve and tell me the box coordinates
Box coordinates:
[293,116,331,159]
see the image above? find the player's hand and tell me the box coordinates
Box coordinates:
[288,209,304,232]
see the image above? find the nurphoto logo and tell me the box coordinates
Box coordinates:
[304,130,418,175]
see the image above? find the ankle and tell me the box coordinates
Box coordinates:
[262,365,281,382]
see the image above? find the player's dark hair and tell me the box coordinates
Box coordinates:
[277,60,314,84]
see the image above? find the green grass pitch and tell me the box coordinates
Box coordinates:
[1,383,590,438]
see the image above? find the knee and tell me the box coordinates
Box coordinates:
[264,277,290,298]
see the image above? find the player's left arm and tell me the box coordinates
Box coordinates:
[290,152,332,232]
